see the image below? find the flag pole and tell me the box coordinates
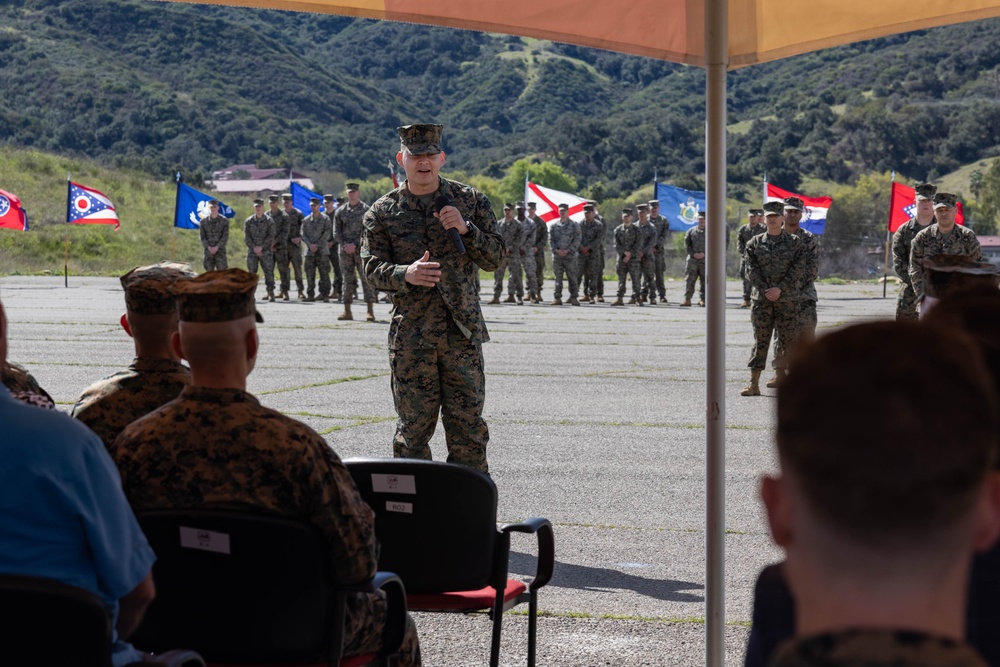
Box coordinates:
[172,172,182,262]
[883,171,895,299]
[65,173,71,288]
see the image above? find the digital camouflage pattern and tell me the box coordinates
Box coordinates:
[362,176,503,472]
[397,123,443,155]
[637,220,658,300]
[737,221,766,300]
[120,262,196,315]
[518,216,538,299]
[579,217,604,299]
[784,227,819,351]
[909,223,982,300]
[494,216,524,298]
[650,212,670,299]
[684,225,707,301]
[243,213,275,292]
[1,361,51,401]
[769,629,987,667]
[281,205,306,293]
[175,268,261,323]
[335,201,373,304]
[532,212,548,293]
[614,223,642,299]
[745,230,804,372]
[71,358,191,449]
[891,217,933,320]
[199,215,229,272]
[549,218,581,300]
[266,207,292,292]
[302,211,332,299]
[111,385,421,665]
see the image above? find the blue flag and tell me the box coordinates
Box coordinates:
[291,181,327,214]
[174,183,235,230]
[655,183,706,232]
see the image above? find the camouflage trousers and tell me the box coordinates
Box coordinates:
[246,251,275,291]
[341,250,374,304]
[639,254,657,299]
[328,247,343,296]
[580,251,603,298]
[749,298,799,371]
[551,254,579,299]
[896,281,919,321]
[740,260,751,300]
[535,251,546,293]
[304,253,330,298]
[493,257,522,297]
[654,248,667,299]
[345,592,421,666]
[685,258,706,300]
[202,248,228,272]
[275,243,305,293]
[389,323,490,473]
[519,252,538,298]
[770,299,817,370]
[616,257,642,299]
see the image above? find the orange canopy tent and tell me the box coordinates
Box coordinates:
[161,1,1000,664]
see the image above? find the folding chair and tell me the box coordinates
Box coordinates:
[132,510,407,667]
[345,458,555,667]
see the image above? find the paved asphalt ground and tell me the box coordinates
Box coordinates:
[0,275,894,666]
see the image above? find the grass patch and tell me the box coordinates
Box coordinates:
[258,373,385,396]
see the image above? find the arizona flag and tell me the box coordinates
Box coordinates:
[765,183,832,235]
[524,181,588,222]
[0,188,28,231]
[67,181,119,229]
[888,182,965,233]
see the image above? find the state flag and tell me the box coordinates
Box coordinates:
[174,182,236,230]
[888,182,964,233]
[0,188,28,231]
[764,183,832,235]
[524,181,588,223]
[67,181,119,229]
[655,183,706,232]
[291,181,328,214]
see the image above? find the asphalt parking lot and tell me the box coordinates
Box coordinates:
[0,275,893,666]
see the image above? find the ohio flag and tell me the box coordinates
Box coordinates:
[67,181,119,229]
[524,181,588,222]
[765,183,832,235]
[888,182,964,233]
[0,188,28,231]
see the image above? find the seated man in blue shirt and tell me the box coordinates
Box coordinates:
[0,299,157,666]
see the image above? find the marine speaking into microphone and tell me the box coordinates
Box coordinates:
[360,123,506,474]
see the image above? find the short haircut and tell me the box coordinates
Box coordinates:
[777,321,998,547]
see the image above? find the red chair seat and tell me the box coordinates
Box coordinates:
[206,653,376,667]
[408,579,527,611]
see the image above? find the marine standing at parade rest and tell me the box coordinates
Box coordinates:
[200,200,229,272]
[362,123,504,473]
[335,182,375,322]
[591,201,607,302]
[529,201,549,301]
[281,193,307,300]
[741,202,805,397]
[636,204,659,305]
[579,204,603,304]
[111,269,423,666]
[323,194,344,302]
[266,195,292,300]
[681,211,707,306]
[243,198,276,301]
[491,203,525,305]
[516,202,539,304]
[611,208,642,307]
[909,192,982,311]
[649,200,670,304]
[549,203,582,306]
[737,208,766,308]
[301,198,333,302]
[72,262,196,449]
[892,183,938,320]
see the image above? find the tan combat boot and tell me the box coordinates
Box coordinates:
[298,290,305,300]
[366,302,376,322]
[741,299,751,308]
[596,296,605,303]
[280,290,289,301]
[649,297,657,305]
[503,295,516,303]
[551,298,563,306]
[338,303,353,321]
[568,297,581,306]
[765,370,784,389]
[740,370,762,396]
[698,299,705,307]
[680,299,692,307]
[611,298,625,306]
[488,296,501,304]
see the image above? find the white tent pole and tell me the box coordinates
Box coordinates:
[704,0,728,664]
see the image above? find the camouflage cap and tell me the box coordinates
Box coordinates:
[923,255,1000,300]
[309,197,322,205]
[503,202,513,210]
[783,197,804,211]
[934,192,958,209]
[527,202,537,209]
[175,269,263,324]
[622,208,634,216]
[558,203,569,211]
[323,194,335,201]
[698,210,706,218]
[636,203,649,211]
[120,262,198,315]
[208,199,220,206]
[583,204,595,212]
[346,182,360,191]
[516,201,525,208]
[268,194,280,202]
[336,197,345,205]
[915,183,937,201]
[763,202,785,216]
[252,198,264,205]
[397,123,443,155]
[280,193,292,201]
[648,200,660,207]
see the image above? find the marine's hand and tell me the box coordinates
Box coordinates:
[765,287,781,301]
[435,205,469,235]
[405,250,442,287]
[344,243,357,255]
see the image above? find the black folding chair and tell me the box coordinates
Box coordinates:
[345,458,555,667]
[132,510,407,667]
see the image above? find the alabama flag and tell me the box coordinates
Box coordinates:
[0,188,28,231]
[67,181,120,229]
[765,183,832,235]
[524,180,588,223]
[888,182,965,233]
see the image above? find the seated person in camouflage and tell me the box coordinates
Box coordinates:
[111,269,421,666]
[760,320,1000,667]
[72,262,195,450]
[2,360,55,408]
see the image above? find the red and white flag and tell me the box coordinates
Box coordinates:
[0,188,28,231]
[764,183,832,235]
[888,182,964,233]
[67,181,120,229]
[524,180,588,222]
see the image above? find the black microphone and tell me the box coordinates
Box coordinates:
[435,195,466,254]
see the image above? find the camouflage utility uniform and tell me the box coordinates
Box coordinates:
[891,218,933,320]
[614,223,642,301]
[283,206,306,295]
[72,358,190,450]
[650,213,671,300]
[579,217,604,300]
[302,211,333,300]
[518,215,538,301]
[745,230,804,372]
[789,228,819,342]
[494,216,524,300]
[637,221,658,302]
[909,224,982,302]
[737,222,765,302]
[532,213,548,296]
[684,225,707,302]
[200,215,229,272]
[267,207,292,295]
[335,201,374,305]
[770,629,987,667]
[549,218,581,302]
[362,177,504,473]
[111,386,421,666]
[244,213,275,294]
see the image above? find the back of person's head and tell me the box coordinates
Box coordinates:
[776,320,998,552]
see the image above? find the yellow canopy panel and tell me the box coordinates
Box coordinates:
[161,0,1000,68]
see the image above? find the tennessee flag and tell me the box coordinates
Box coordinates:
[888,182,964,233]
[0,189,28,231]
[765,183,833,235]
[67,181,120,229]
[524,181,588,222]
